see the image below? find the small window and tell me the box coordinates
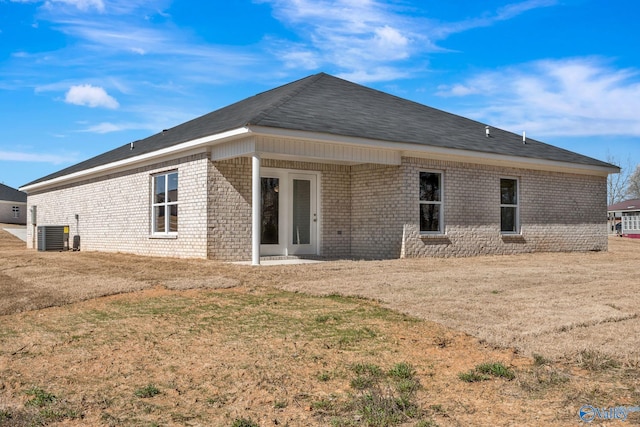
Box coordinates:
[500,178,519,233]
[152,172,178,234]
[419,171,443,233]
[12,206,19,219]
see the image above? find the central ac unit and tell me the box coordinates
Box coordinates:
[37,226,70,251]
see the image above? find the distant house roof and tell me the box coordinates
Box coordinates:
[608,199,640,212]
[0,183,27,203]
[23,72,618,189]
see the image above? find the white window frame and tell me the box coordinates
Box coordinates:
[623,212,640,232]
[419,170,444,234]
[151,171,178,235]
[12,206,19,219]
[500,177,520,234]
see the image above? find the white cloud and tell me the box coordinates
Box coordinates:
[373,25,409,60]
[437,58,640,137]
[129,47,146,55]
[0,150,72,164]
[433,0,557,39]
[64,84,119,109]
[44,0,105,12]
[261,0,421,81]
[261,0,556,82]
[337,66,410,84]
[82,122,123,133]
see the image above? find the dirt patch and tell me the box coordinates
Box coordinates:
[1,230,639,425]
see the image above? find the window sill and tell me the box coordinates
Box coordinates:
[419,233,450,245]
[419,233,447,239]
[501,234,525,243]
[149,234,178,240]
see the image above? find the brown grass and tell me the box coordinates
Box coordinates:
[1,229,639,426]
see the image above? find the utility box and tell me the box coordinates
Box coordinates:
[37,226,70,251]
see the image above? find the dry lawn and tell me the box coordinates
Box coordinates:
[1,228,639,426]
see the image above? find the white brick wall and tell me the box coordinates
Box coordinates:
[399,157,608,258]
[26,154,209,258]
[25,153,609,261]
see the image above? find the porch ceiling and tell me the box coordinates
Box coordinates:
[209,133,402,166]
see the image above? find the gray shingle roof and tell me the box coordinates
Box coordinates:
[24,72,615,187]
[0,183,27,202]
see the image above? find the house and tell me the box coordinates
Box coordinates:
[0,183,27,225]
[20,73,618,264]
[607,199,640,238]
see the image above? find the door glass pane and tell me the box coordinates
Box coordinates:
[261,178,279,244]
[292,179,311,245]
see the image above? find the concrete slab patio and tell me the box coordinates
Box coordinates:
[2,225,26,242]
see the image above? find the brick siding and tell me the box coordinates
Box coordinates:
[26,154,209,258]
[25,153,608,261]
[399,157,608,258]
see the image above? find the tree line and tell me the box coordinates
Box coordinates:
[608,155,640,206]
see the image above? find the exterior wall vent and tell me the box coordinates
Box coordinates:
[37,226,70,251]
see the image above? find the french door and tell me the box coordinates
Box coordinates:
[260,170,318,256]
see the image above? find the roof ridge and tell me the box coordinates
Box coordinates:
[248,73,326,126]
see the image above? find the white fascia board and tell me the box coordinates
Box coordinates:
[248,126,619,177]
[20,127,250,193]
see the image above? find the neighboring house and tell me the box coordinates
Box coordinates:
[0,183,27,225]
[20,73,619,263]
[607,199,640,238]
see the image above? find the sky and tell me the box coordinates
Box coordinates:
[1,0,639,189]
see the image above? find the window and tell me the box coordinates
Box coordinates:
[623,212,640,231]
[152,172,178,234]
[500,178,519,233]
[419,172,443,233]
[12,206,19,219]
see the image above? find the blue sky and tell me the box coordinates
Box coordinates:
[1,0,639,189]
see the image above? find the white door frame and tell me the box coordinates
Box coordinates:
[259,168,320,257]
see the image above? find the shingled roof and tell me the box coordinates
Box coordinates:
[24,72,615,187]
[0,183,27,202]
[608,199,640,212]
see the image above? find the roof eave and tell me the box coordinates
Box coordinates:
[248,126,619,177]
[20,127,250,193]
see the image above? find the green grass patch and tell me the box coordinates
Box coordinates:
[134,384,161,399]
[458,370,490,383]
[458,362,515,382]
[231,417,259,427]
[25,387,56,407]
[475,362,515,380]
[316,361,433,426]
